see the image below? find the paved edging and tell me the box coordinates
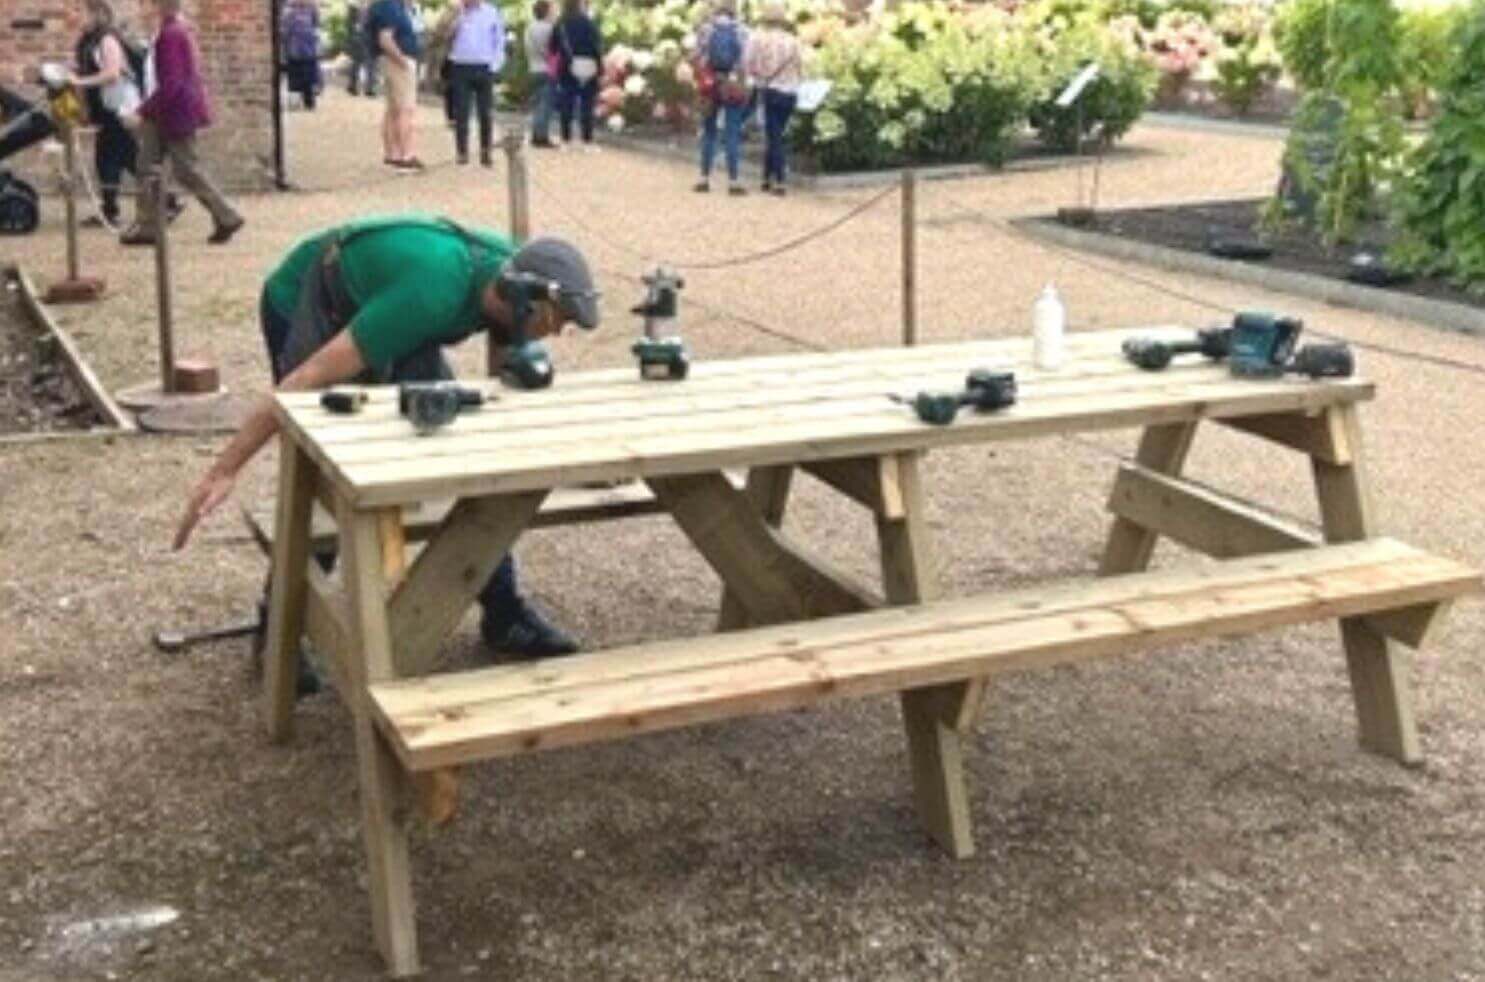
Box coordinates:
[1013,217,1485,338]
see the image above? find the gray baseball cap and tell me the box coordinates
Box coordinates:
[509,236,602,330]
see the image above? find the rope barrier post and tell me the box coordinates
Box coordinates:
[901,167,917,347]
[152,161,177,394]
[43,126,106,304]
[493,130,531,377]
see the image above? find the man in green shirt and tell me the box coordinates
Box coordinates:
[175,215,601,667]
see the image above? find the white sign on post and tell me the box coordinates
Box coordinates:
[795,79,834,113]
[1055,63,1101,108]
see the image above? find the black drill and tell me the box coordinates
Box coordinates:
[1121,327,1231,371]
[398,382,486,434]
[892,370,1018,425]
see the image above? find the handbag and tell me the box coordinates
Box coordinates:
[559,24,598,82]
[717,73,749,107]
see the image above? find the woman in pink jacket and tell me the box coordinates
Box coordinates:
[119,0,244,246]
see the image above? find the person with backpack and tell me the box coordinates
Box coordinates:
[119,0,243,246]
[173,216,605,673]
[744,1,802,196]
[692,0,751,195]
[70,0,180,229]
[547,0,603,150]
[281,0,322,110]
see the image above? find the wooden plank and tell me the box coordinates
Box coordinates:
[262,436,316,743]
[717,466,795,632]
[366,539,1452,719]
[1221,410,1352,465]
[368,543,1481,772]
[874,451,977,859]
[336,378,1375,508]
[386,491,547,677]
[803,456,905,519]
[303,563,352,696]
[1099,421,1200,575]
[1310,405,1420,764]
[650,472,876,627]
[1107,464,1321,559]
[339,505,420,977]
[378,510,407,589]
[1364,601,1451,650]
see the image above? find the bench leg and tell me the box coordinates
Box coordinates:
[876,452,979,858]
[343,506,421,976]
[717,466,794,631]
[263,436,316,743]
[1099,421,1200,575]
[1311,406,1421,765]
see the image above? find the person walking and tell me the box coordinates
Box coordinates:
[70,0,143,228]
[744,1,801,195]
[118,0,243,246]
[442,0,506,166]
[365,0,423,170]
[525,0,556,147]
[173,216,604,672]
[344,0,370,94]
[281,0,321,110]
[693,0,750,195]
[547,0,602,151]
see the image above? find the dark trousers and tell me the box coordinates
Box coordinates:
[257,290,521,615]
[558,77,597,143]
[761,88,797,185]
[449,63,495,156]
[94,111,137,222]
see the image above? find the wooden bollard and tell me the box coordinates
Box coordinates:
[43,129,106,304]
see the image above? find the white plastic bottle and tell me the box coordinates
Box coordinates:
[1033,283,1066,371]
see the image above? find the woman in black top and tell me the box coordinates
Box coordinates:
[547,0,603,148]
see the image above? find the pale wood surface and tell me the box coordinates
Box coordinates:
[262,436,316,743]
[273,332,1375,508]
[367,540,1481,772]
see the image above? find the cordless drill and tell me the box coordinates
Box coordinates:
[631,266,690,381]
[398,382,486,434]
[496,270,561,389]
[1121,327,1231,371]
[892,369,1018,425]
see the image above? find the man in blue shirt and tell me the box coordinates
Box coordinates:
[439,0,506,167]
[366,0,423,170]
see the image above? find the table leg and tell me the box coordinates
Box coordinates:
[717,466,794,631]
[342,505,420,977]
[1099,421,1200,576]
[877,451,980,860]
[263,434,316,743]
[1310,405,1420,765]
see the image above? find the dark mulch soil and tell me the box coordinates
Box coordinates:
[1083,197,1485,311]
[0,287,103,435]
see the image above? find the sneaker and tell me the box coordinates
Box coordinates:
[119,225,156,246]
[456,152,470,165]
[207,216,244,245]
[693,180,710,193]
[480,599,579,660]
[770,185,787,198]
[81,214,110,229]
[728,183,747,197]
[761,180,772,193]
[531,137,555,148]
[480,149,493,168]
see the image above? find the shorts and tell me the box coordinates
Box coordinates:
[384,58,416,111]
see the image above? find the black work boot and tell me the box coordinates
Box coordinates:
[480,599,579,660]
[477,555,580,660]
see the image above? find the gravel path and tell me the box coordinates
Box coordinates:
[1,91,1483,981]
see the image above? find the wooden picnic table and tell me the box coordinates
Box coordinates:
[260,328,1479,976]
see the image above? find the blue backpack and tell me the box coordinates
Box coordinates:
[706,20,742,74]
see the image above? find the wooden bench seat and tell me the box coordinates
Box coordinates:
[368,539,1480,773]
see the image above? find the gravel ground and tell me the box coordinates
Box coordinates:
[1,91,1483,981]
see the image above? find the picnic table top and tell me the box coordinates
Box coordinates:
[275,327,1373,509]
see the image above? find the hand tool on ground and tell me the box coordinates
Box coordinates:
[154,618,261,653]
[892,369,1017,425]
[320,388,368,414]
[1121,327,1231,371]
[398,382,486,434]
[631,266,690,381]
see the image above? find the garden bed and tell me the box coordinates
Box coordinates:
[1,267,130,438]
[1076,197,1485,313]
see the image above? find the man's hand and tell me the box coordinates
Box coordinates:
[120,112,140,131]
[174,469,236,550]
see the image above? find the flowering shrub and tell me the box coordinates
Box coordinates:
[1026,10,1157,150]
[1209,3,1280,115]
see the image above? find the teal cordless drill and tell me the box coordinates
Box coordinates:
[631,266,690,381]
[496,270,560,389]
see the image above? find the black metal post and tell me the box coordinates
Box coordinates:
[269,0,287,189]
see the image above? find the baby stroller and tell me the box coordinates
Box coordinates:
[0,83,53,235]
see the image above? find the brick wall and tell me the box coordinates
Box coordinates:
[1,0,274,190]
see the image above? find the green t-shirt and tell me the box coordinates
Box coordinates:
[263,217,517,375]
